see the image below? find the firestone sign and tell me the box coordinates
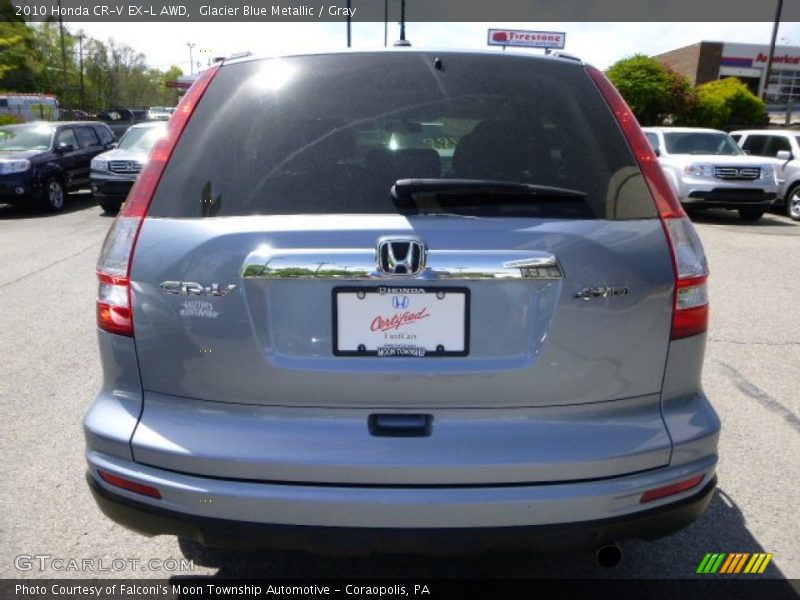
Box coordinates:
[487,29,566,49]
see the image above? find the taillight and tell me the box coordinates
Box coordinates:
[664,218,709,339]
[587,66,709,340]
[95,66,219,336]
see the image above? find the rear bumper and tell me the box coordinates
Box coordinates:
[87,468,716,553]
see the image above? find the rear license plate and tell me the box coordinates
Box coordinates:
[333,286,469,357]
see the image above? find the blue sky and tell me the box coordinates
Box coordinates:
[70,21,800,73]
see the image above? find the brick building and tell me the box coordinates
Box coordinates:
[654,41,800,107]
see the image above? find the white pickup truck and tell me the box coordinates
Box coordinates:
[643,127,778,222]
[730,129,800,221]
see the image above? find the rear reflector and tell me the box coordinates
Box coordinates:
[95,66,219,337]
[640,475,704,503]
[587,66,709,340]
[98,469,162,499]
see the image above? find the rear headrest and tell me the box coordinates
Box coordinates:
[453,120,543,181]
[279,118,356,170]
[365,148,442,182]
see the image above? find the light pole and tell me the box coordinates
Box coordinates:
[763,0,784,103]
[187,43,196,75]
[77,33,85,110]
[56,0,68,101]
[346,0,351,48]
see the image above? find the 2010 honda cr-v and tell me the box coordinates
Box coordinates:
[84,50,720,554]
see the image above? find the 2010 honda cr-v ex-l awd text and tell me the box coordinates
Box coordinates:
[84,50,720,555]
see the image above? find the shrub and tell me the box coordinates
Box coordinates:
[0,113,23,126]
[680,77,767,128]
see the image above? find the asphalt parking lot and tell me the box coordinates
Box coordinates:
[0,194,798,582]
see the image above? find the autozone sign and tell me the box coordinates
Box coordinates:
[487,29,566,49]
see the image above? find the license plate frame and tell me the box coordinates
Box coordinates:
[332,286,470,357]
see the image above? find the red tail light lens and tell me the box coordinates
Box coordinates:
[587,66,709,340]
[95,66,219,336]
[664,217,709,339]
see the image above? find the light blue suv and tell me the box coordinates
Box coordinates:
[84,50,719,558]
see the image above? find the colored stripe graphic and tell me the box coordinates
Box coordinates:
[699,553,773,574]
[744,553,774,574]
[696,553,713,573]
[719,554,736,574]
[697,553,727,574]
[733,553,750,573]
[758,554,773,573]
[721,553,749,573]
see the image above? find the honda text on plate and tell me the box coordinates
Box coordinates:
[84,50,720,556]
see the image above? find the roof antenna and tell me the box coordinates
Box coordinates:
[394,0,411,47]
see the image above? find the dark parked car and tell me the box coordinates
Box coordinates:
[96,109,140,140]
[0,121,116,211]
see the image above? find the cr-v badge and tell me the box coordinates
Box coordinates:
[159,281,237,296]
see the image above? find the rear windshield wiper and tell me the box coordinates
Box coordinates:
[391,178,586,208]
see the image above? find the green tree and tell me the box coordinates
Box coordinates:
[1,10,184,113]
[606,54,695,125]
[0,0,40,92]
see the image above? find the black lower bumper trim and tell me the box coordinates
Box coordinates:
[91,180,133,201]
[684,190,775,209]
[87,472,717,555]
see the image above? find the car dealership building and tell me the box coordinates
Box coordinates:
[654,41,800,107]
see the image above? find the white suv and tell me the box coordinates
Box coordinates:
[643,127,778,222]
[730,129,800,221]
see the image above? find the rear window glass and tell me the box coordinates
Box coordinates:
[150,53,655,220]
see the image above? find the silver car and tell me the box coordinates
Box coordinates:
[730,129,800,221]
[643,127,778,222]
[90,121,168,214]
[84,51,719,558]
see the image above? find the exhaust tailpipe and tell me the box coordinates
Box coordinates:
[596,543,623,568]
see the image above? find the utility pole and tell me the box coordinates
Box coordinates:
[56,0,68,104]
[346,0,351,48]
[763,0,784,103]
[77,33,85,111]
[187,43,196,76]
[384,0,388,47]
